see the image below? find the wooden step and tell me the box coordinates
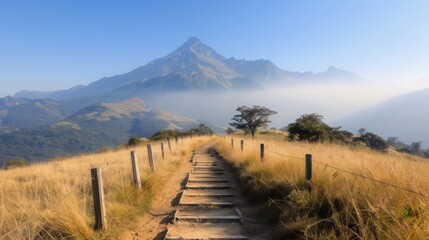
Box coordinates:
[188,178,228,183]
[165,223,248,240]
[191,171,225,175]
[186,182,230,189]
[193,167,225,171]
[183,189,236,197]
[179,195,234,207]
[174,208,242,223]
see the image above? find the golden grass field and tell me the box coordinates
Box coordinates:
[0,136,214,240]
[216,132,429,239]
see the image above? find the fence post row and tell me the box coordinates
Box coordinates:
[130,151,142,188]
[231,138,234,148]
[305,154,312,180]
[147,144,155,173]
[260,143,265,162]
[240,140,244,152]
[161,143,165,160]
[167,137,172,152]
[91,168,107,230]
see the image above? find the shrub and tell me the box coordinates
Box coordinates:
[151,129,180,140]
[354,132,389,152]
[287,113,333,143]
[4,159,28,169]
[127,137,141,147]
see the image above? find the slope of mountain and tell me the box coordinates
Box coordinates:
[336,88,429,147]
[0,98,214,164]
[15,37,362,101]
[0,99,74,131]
[0,96,32,110]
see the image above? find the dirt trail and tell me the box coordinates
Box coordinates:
[165,144,272,239]
[121,143,273,240]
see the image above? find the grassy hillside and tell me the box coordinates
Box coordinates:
[0,135,214,240]
[0,98,206,165]
[215,133,429,239]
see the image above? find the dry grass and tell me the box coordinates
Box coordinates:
[0,136,214,240]
[216,135,429,239]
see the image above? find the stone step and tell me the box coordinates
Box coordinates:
[174,208,242,223]
[165,223,248,240]
[186,182,230,189]
[179,195,234,207]
[183,189,236,197]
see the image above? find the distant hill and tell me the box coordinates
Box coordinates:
[0,98,216,164]
[336,88,429,148]
[0,96,32,110]
[0,97,75,134]
[15,37,363,101]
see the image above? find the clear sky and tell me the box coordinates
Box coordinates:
[1,0,428,97]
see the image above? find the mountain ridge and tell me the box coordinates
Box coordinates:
[14,37,363,100]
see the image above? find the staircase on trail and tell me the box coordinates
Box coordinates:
[164,145,249,240]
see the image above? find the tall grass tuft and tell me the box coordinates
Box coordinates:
[216,135,429,239]
[0,136,214,239]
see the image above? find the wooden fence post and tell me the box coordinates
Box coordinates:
[147,144,155,173]
[167,137,172,152]
[161,142,165,160]
[175,136,178,145]
[91,168,107,230]
[231,138,234,148]
[260,143,265,162]
[240,140,244,152]
[130,151,141,188]
[305,154,312,180]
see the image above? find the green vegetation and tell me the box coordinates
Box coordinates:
[151,129,180,140]
[229,105,277,138]
[4,159,28,169]
[287,113,333,143]
[286,113,389,152]
[354,131,389,152]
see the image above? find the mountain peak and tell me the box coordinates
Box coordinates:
[186,37,202,45]
[175,37,204,52]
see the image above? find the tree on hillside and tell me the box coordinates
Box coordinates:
[287,113,333,143]
[151,129,181,140]
[188,124,214,135]
[411,141,422,151]
[229,105,277,138]
[358,128,367,136]
[225,127,235,134]
[354,132,389,152]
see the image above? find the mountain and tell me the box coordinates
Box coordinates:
[0,96,32,110]
[0,98,75,134]
[15,37,361,101]
[0,98,216,164]
[336,88,429,148]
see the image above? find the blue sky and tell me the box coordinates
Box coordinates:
[1,0,429,97]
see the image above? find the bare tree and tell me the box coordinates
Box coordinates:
[229,105,277,138]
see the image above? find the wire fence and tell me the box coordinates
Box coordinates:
[228,137,429,198]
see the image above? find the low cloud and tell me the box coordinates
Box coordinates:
[142,82,406,129]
